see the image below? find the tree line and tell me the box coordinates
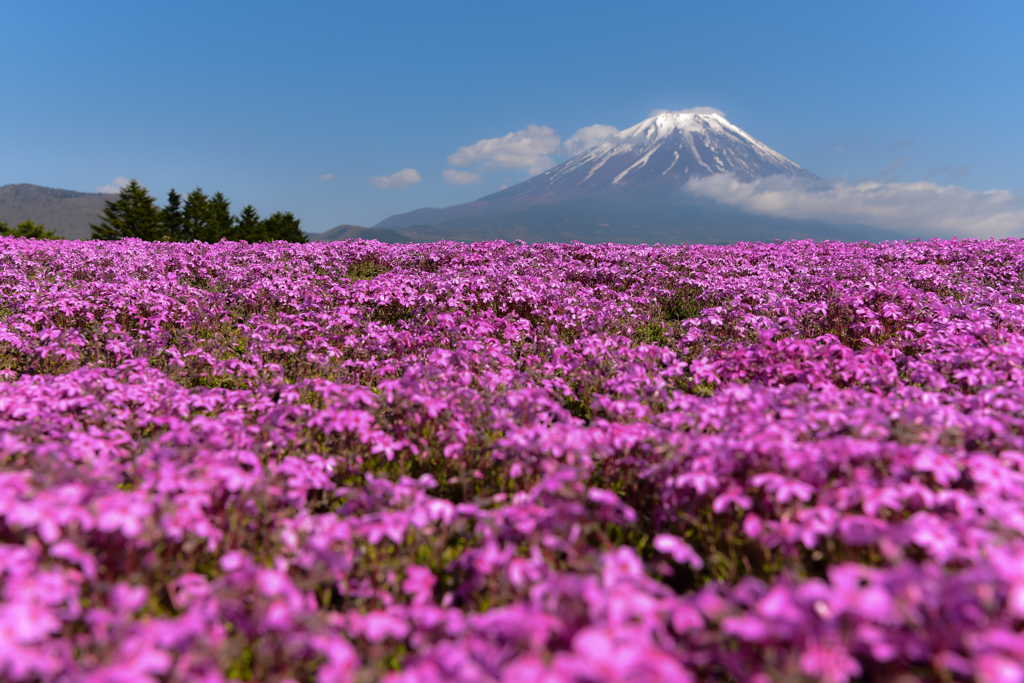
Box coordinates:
[90,180,307,243]
[0,219,61,240]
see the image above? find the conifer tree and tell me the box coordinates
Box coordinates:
[90,182,306,243]
[209,192,234,241]
[90,180,164,240]
[161,189,186,241]
[262,211,308,243]
[0,219,61,239]
[182,188,214,243]
[234,205,266,242]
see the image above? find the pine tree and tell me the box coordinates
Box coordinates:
[90,180,164,240]
[234,205,266,242]
[89,182,306,243]
[0,219,61,240]
[161,189,186,241]
[261,211,308,243]
[209,192,234,241]
[183,188,215,243]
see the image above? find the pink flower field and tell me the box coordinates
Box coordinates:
[2,235,1024,683]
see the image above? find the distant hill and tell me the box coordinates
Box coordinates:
[307,224,412,244]
[0,184,115,240]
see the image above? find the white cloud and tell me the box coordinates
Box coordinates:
[651,106,725,117]
[442,169,481,185]
[448,124,561,175]
[685,173,1024,238]
[317,173,334,181]
[370,168,422,189]
[96,176,130,194]
[564,124,620,155]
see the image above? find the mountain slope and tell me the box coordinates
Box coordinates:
[0,184,115,240]
[393,193,905,246]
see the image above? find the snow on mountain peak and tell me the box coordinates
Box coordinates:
[554,108,810,186]
[463,108,815,206]
[620,109,732,141]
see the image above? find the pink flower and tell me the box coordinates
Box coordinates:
[361,611,410,643]
[799,638,863,683]
[587,487,621,507]
[111,583,149,615]
[219,551,248,573]
[743,513,764,539]
[722,615,770,642]
[976,654,1024,683]
[653,534,704,570]
[0,600,62,644]
[756,585,804,624]
[402,565,437,605]
[310,634,358,683]
[94,491,152,539]
[602,546,645,587]
[501,656,570,683]
[257,569,291,598]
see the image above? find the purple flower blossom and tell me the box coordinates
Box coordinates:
[652,534,704,570]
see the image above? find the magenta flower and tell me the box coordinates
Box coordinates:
[360,610,411,643]
[652,534,704,570]
[799,638,863,683]
[94,491,152,539]
[975,654,1024,683]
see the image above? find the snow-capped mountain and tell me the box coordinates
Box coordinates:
[372,110,891,244]
[378,111,813,232]
[488,110,813,205]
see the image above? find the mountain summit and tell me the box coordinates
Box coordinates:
[375,110,891,244]
[490,109,813,206]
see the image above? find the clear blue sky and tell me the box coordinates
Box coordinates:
[3,0,1022,233]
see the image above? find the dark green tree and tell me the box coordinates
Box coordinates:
[0,219,61,240]
[182,188,215,243]
[90,180,164,240]
[161,189,186,241]
[209,192,234,241]
[89,182,305,243]
[234,205,267,242]
[261,211,308,243]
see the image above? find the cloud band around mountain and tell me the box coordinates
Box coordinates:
[370,168,422,189]
[685,173,1024,238]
